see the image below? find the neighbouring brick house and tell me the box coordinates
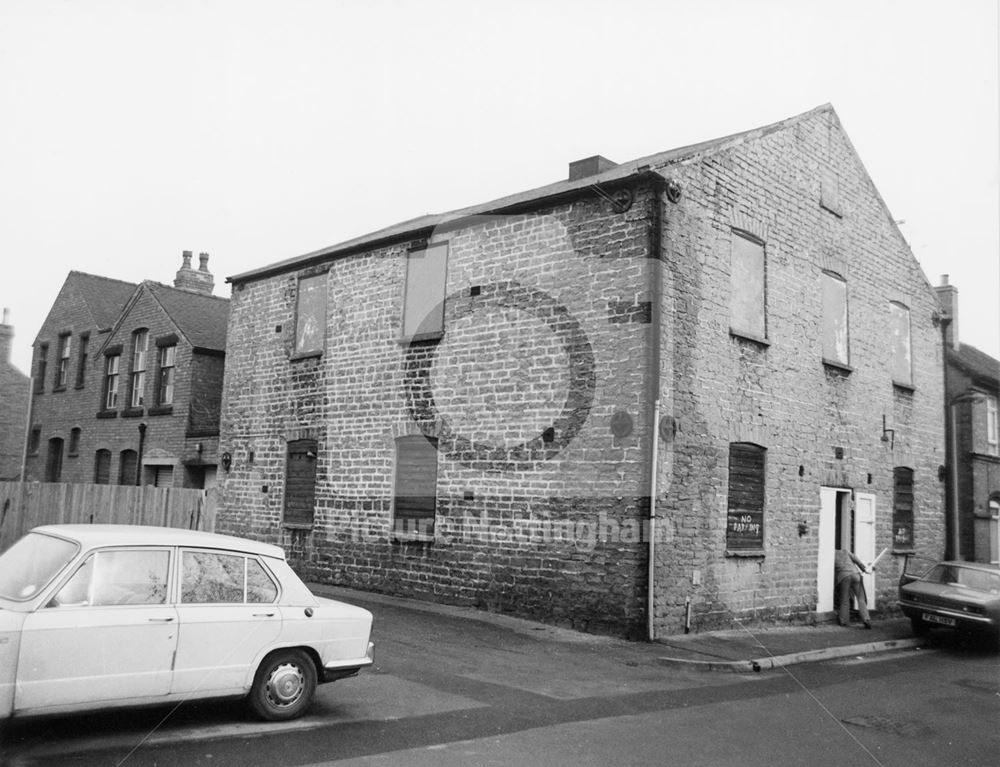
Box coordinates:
[0,310,30,481]
[935,276,999,565]
[25,253,229,489]
[218,104,945,638]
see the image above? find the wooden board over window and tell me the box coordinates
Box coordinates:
[892,466,914,550]
[394,435,438,536]
[295,274,327,355]
[727,443,765,551]
[284,439,317,526]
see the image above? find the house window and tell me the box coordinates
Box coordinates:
[75,333,89,388]
[726,442,765,552]
[119,449,138,486]
[892,467,915,551]
[889,302,912,387]
[68,427,81,456]
[821,272,849,367]
[94,449,111,484]
[45,438,64,482]
[28,427,41,455]
[157,345,176,406]
[130,330,149,407]
[987,395,998,456]
[35,344,48,394]
[55,333,72,388]
[103,354,121,409]
[729,232,766,341]
[393,435,438,538]
[283,439,317,525]
[294,274,327,355]
[403,243,448,338]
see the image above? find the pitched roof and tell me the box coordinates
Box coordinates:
[145,282,230,351]
[948,343,1000,387]
[67,271,138,331]
[229,103,835,284]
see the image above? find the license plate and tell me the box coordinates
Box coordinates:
[923,613,956,627]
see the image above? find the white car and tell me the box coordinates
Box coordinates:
[0,525,374,723]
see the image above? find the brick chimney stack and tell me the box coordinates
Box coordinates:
[0,308,13,364]
[934,274,959,351]
[173,250,215,295]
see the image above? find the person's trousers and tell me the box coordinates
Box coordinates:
[836,573,870,625]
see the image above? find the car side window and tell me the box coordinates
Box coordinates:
[247,558,279,603]
[51,549,169,607]
[181,550,278,604]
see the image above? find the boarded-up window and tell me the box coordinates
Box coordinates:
[119,449,138,486]
[729,232,766,340]
[726,443,765,551]
[68,427,81,456]
[892,467,914,550]
[889,302,912,387]
[94,449,111,484]
[403,243,448,337]
[822,272,849,366]
[394,435,438,537]
[284,439,317,525]
[151,466,174,488]
[295,274,327,355]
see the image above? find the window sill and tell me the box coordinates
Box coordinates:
[970,451,1000,464]
[892,381,916,394]
[52,385,67,393]
[290,350,323,362]
[822,359,853,374]
[147,405,174,416]
[74,384,86,391]
[725,549,765,558]
[397,331,445,346]
[282,522,314,531]
[891,548,916,555]
[96,410,118,419]
[729,329,770,348]
[122,407,144,418]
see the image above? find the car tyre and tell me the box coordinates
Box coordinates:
[909,616,930,637]
[247,649,317,721]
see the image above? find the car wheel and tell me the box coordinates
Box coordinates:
[247,649,317,721]
[910,616,930,636]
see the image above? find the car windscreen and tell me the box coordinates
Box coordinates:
[0,532,80,601]
[922,564,1000,594]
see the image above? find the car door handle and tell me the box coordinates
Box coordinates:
[253,612,276,617]
[148,617,174,622]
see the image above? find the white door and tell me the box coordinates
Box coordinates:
[854,492,877,609]
[817,487,839,612]
[172,550,282,695]
[16,548,177,712]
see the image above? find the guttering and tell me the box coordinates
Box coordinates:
[646,174,667,641]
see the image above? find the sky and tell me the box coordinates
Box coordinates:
[1,0,998,375]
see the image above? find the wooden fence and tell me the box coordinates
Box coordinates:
[0,482,217,552]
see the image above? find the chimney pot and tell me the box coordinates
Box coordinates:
[198,252,210,272]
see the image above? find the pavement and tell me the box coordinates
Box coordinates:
[311,583,924,673]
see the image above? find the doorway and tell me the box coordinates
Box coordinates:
[818,487,877,613]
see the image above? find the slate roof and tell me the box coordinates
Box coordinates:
[145,282,230,352]
[65,271,138,331]
[228,104,836,284]
[948,343,1000,387]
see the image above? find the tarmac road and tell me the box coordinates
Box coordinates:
[2,591,998,766]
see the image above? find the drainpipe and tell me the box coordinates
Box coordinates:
[137,422,147,486]
[645,174,665,642]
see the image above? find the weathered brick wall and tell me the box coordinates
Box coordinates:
[220,107,946,638]
[653,109,945,633]
[0,327,30,481]
[220,190,660,637]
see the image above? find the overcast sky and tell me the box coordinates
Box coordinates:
[1,0,998,375]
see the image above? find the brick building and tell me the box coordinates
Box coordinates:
[25,253,229,489]
[935,276,999,564]
[0,310,30,481]
[218,104,945,638]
